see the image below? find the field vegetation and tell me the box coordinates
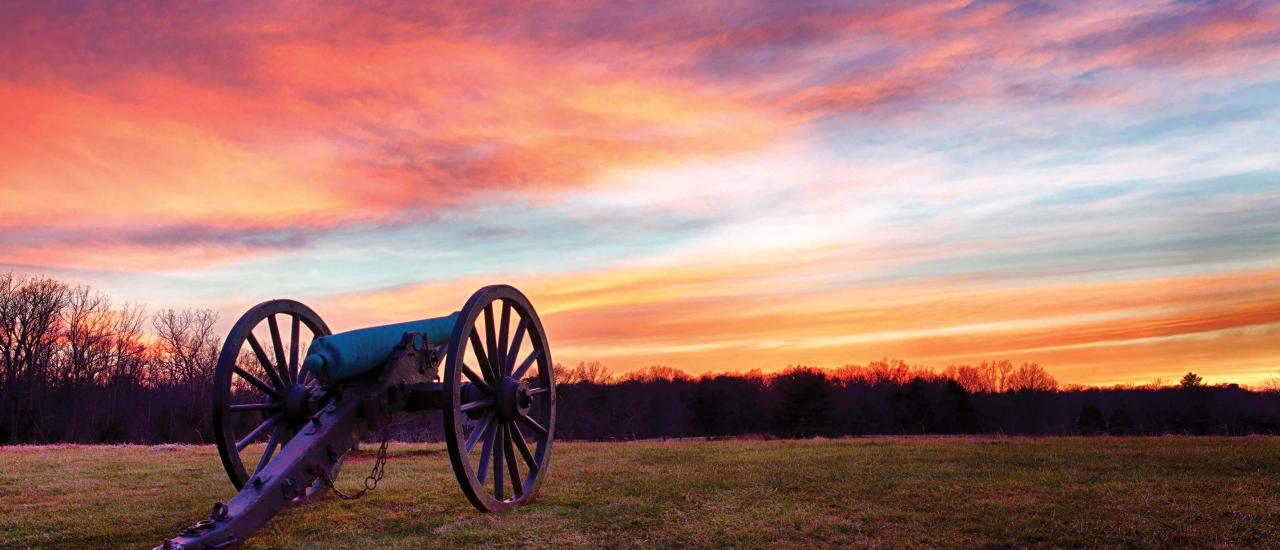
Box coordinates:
[2,437,1277,548]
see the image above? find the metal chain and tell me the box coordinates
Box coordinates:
[321,426,390,500]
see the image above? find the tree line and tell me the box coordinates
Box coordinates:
[1,272,1277,444]
[0,273,223,443]
[551,361,1280,440]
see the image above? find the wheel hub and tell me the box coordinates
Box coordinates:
[283,384,312,425]
[496,377,532,421]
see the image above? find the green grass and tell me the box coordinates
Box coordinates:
[1,437,1277,548]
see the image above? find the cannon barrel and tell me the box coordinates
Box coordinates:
[303,312,460,382]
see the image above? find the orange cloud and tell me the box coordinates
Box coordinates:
[325,249,1280,387]
[0,8,787,271]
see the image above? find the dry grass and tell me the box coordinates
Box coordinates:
[2,437,1278,548]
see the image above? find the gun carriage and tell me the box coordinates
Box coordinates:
[158,285,556,549]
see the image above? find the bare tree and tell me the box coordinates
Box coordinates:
[150,308,220,388]
[1259,375,1280,393]
[0,274,70,441]
[619,364,693,383]
[996,360,1017,392]
[866,358,915,385]
[0,272,13,398]
[555,361,613,385]
[59,286,115,385]
[108,303,148,384]
[1007,362,1058,392]
[974,360,1017,393]
[943,364,989,393]
[830,363,867,384]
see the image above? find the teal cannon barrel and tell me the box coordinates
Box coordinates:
[303,312,460,382]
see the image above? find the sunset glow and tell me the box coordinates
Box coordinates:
[3,1,1278,385]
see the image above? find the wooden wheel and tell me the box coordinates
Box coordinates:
[212,299,340,500]
[443,285,556,512]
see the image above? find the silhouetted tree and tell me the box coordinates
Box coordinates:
[773,367,833,437]
[1180,372,1203,389]
[941,380,977,432]
[1107,408,1135,435]
[690,372,770,437]
[893,378,934,433]
[0,274,69,442]
[1076,405,1106,434]
[1261,376,1280,393]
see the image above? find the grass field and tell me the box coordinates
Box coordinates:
[1,437,1277,548]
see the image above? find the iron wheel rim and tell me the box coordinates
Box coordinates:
[443,285,556,512]
[212,299,338,500]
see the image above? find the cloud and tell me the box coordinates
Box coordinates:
[330,253,1280,385]
[1062,1,1280,69]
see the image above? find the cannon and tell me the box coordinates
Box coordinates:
[158,285,556,549]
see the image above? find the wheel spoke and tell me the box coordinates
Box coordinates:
[506,317,527,375]
[517,413,548,439]
[512,348,541,380]
[527,386,548,396]
[483,304,499,380]
[267,314,291,385]
[468,330,496,383]
[510,422,539,472]
[493,423,505,500]
[465,410,495,454]
[236,414,281,451]
[234,366,283,400]
[229,402,278,413]
[504,423,523,497]
[497,302,512,376]
[245,333,286,390]
[476,420,497,485]
[288,314,301,384]
[460,397,494,413]
[255,425,284,475]
[461,363,493,394]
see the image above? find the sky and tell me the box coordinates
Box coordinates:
[2,1,1278,386]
